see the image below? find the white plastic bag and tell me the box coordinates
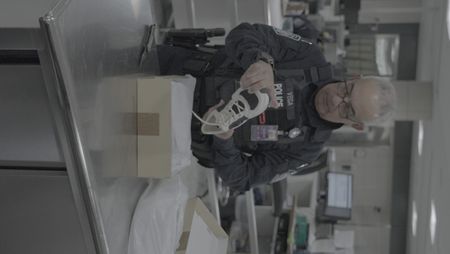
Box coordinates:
[171,75,196,175]
[127,176,189,254]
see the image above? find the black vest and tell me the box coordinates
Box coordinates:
[203,63,335,153]
[191,60,334,167]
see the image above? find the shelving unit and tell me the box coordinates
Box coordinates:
[246,189,260,254]
[234,172,321,254]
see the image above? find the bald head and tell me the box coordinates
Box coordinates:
[314,76,396,130]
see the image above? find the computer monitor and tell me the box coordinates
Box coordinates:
[324,172,353,220]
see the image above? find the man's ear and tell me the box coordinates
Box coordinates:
[351,122,365,131]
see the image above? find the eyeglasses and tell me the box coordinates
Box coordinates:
[336,80,357,121]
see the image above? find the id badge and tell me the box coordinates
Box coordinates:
[251,125,279,142]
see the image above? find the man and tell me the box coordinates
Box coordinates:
[158,23,396,191]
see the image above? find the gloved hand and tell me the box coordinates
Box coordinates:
[240,60,279,108]
[203,100,234,140]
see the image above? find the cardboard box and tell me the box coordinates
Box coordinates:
[177,198,228,254]
[137,76,195,178]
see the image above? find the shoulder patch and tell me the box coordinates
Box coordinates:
[273,27,301,41]
[273,27,312,45]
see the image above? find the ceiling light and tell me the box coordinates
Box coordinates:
[418,121,424,156]
[447,0,450,40]
[412,201,418,237]
[330,149,336,163]
[430,200,437,245]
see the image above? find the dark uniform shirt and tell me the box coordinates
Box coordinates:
[211,23,342,191]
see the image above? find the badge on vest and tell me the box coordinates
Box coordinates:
[251,125,278,142]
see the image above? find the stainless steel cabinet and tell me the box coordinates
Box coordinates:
[1,0,157,253]
[0,170,88,254]
[0,65,63,164]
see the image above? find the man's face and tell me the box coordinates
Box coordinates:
[314,79,380,129]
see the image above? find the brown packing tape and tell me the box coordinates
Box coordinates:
[137,113,159,136]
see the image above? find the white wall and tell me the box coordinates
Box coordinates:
[267,0,283,28]
[335,224,391,254]
[359,0,423,24]
[331,146,393,224]
[330,145,393,251]
[172,0,233,29]
[0,0,60,28]
[172,0,284,44]
[393,81,433,121]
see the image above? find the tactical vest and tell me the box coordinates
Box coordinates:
[190,57,335,166]
[237,64,334,152]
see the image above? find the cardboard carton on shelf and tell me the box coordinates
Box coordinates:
[137,75,195,178]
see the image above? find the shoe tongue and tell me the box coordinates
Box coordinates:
[229,116,248,129]
[240,90,259,110]
[231,101,246,114]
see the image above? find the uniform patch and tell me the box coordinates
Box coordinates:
[274,83,294,108]
[286,92,294,107]
[273,27,312,45]
[273,27,302,41]
[274,83,284,107]
[274,27,304,41]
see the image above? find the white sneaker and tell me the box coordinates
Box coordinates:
[196,88,269,135]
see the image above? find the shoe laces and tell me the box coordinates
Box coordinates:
[192,94,248,131]
[219,96,247,128]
